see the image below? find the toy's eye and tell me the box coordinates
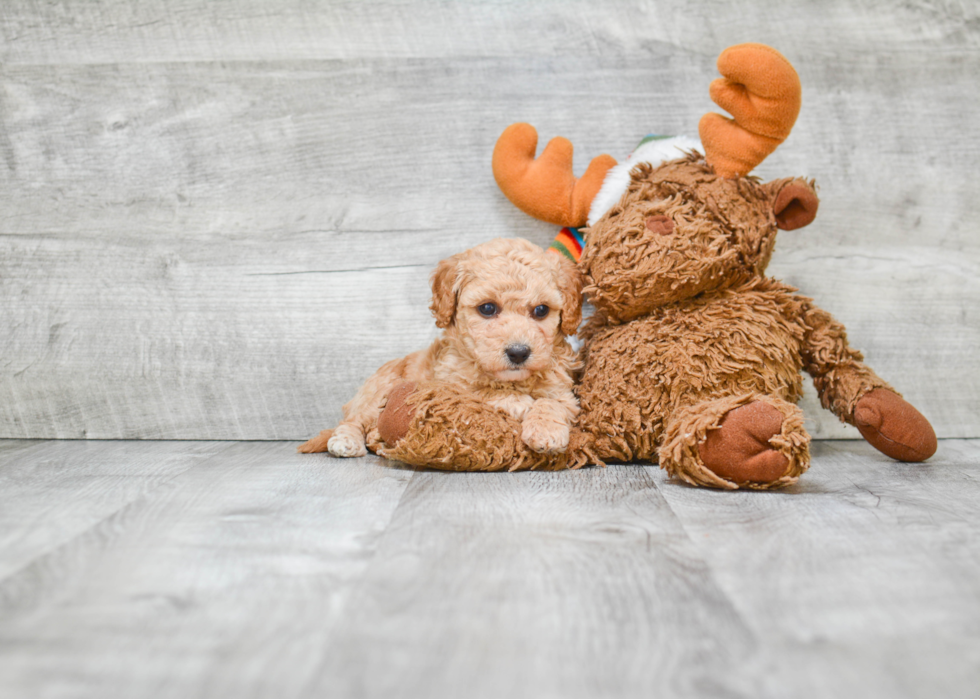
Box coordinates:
[532,305,550,319]
[477,302,498,318]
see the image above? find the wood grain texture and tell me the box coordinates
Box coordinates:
[657,438,980,698]
[1,0,977,64]
[0,442,414,699]
[0,439,226,580]
[307,466,758,699]
[0,1,977,439]
[1,439,978,698]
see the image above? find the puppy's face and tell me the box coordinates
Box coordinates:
[430,238,582,382]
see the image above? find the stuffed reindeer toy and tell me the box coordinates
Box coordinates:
[378,43,936,489]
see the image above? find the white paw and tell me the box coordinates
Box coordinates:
[327,433,367,457]
[521,419,570,454]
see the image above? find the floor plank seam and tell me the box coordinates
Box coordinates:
[646,465,766,652]
[0,441,242,589]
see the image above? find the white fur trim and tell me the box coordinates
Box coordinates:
[586,135,703,227]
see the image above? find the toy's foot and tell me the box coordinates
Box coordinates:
[854,388,937,462]
[699,401,791,484]
[378,382,417,446]
[298,429,333,453]
[661,394,809,490]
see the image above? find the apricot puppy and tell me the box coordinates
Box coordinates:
[298,238,583,458]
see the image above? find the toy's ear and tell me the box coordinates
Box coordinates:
[430,254,462,328]
[771,178,819,230]
[555,254,584,336]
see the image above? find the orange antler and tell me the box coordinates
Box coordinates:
[699,43,801,178]
[492,123,617,228]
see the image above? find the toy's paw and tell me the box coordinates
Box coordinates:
[378,382,417,446]
[327,431,367,458]
[854,388,937,462]
[521,417,570,454]
[698,401,790,484]
[297,430,333,453]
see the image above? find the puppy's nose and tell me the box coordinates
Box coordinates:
[505,344,531,365]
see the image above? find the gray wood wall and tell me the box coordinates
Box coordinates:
[1,1,977,441]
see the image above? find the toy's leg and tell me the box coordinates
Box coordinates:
[853,388,937,462]
[660,394,810,490]
[378,381,569,472]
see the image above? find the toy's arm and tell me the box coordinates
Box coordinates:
[799,300,889,420]
[799,299,936,461]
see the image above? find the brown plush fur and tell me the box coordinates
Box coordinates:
[566,155,892,488]
[298,238,583,458]
[379,152,936,489]
[377,44,935,488]
[380,381,576,472]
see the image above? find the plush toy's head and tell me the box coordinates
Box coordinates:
[581,157,818,323]
[491,43,819,323]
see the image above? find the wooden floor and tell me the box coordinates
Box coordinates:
[1,439,978,699]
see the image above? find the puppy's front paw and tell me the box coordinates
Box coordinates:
[490,393,535,421]
[327,432,368,458]
[521,417,570,454]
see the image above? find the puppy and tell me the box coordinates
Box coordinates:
[298,238,583,457]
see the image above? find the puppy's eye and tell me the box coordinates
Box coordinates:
[532,305,550,319]
[477,302,498,318]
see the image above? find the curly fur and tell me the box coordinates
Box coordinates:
[370,142,936,489]
[377,154,912,489]
[372,46,936,488]
[298,238,583,458]
[567,157,889,487]
[379,382,573,472]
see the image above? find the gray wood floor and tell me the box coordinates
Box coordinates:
[1,438,978,699]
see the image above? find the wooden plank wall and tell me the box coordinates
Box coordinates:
[1,1,977,440]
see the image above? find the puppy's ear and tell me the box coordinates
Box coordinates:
[555,255,584,335]
[430,254,461,328]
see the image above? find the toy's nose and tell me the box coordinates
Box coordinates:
[646,215,675,236]
[505,344,531,365]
